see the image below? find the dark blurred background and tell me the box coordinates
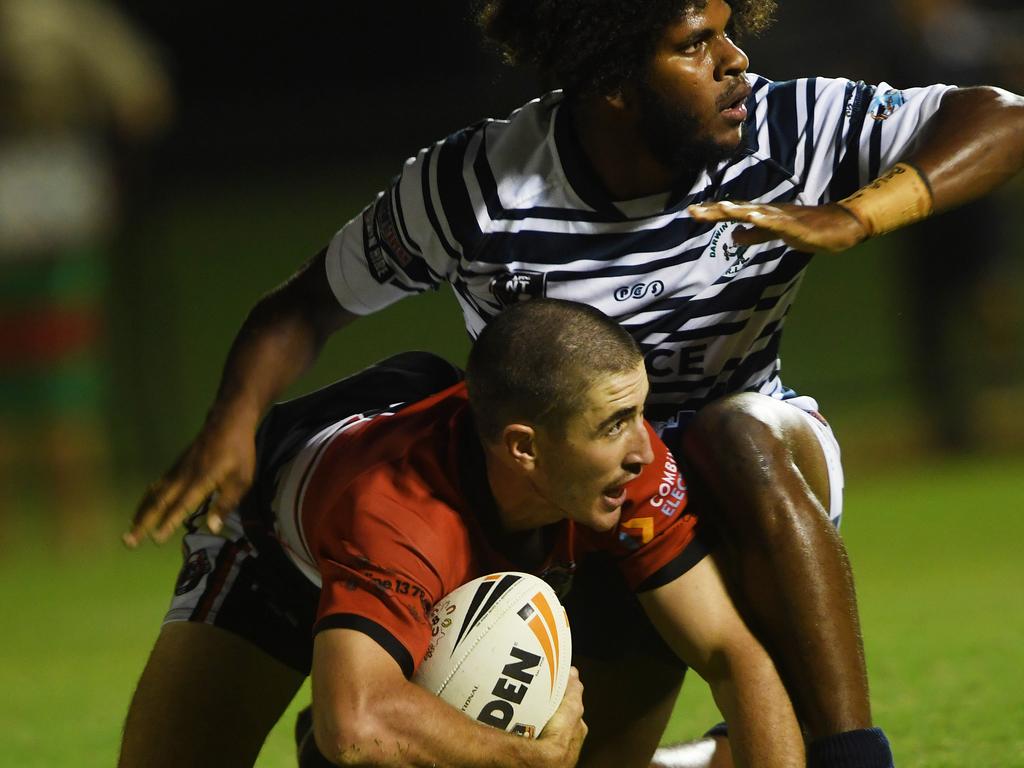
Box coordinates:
[2,0,1022,549]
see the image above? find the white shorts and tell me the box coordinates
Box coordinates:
[784,395,844,527]
[652,393,845,527]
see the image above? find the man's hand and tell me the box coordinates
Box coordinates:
[689,200,869,253]
[123,413,257,547]
[536,667,587,768]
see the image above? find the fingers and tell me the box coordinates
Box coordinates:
[191,475,248,538]
[123,423,257,548]
[539,667,587,766]
[124,470,213,548]
[123,476,183,548]
[124,462,249,548]
[688,200,769,223]
[690,200,790,227]
[152,480,219,544]
[731,225,779,246]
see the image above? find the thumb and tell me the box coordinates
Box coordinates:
[204,480,248,534]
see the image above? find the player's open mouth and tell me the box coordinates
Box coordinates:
[602,484,627,507]
[719,85,751,122]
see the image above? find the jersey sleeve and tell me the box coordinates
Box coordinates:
[747,75,955,204]
[324,127,480,316]
[310,489,452,678]
[606,424,710,592]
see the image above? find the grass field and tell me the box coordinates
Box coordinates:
[1,454,1021,767]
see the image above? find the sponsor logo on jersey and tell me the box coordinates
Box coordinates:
[614,280,665,302]
[618,516,654,549]
[174,549,211,595]
[362,203,395,283]
[489,270,547,306]
[362,194,416,284]
[708,223,752,276]
[869,88,906,121]
[646,343,707,380]
[648,454,687,517]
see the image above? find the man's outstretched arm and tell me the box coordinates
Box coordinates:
[689,85,1024,251]
[311,628,586,767]
[124,248,355,546]
[638,555,804,768]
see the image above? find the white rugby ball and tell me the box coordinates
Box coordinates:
[413,572,572,738]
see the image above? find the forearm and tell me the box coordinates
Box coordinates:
[208,250,356,430]
[908,86,1024,212]
[638,558,803,767]
[704,648,803,768]
[314,680,551,768]
[312,631,578,768]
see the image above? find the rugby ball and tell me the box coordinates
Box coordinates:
[413,572,572,739]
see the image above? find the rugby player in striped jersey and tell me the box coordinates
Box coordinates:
[126,1,1024,766]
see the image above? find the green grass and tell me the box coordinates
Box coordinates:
[1,455,1021,767]
[668,455,1024,767]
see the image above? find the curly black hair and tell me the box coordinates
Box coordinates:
[476,0,776,96]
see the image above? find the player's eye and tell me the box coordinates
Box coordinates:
[607,419,626,436]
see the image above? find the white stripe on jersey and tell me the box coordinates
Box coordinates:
[326,74,954,421]
[272,411,394,585]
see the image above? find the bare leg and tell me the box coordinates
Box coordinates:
[681,392,870,740]
[119,621,305,768]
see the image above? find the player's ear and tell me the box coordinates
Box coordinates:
[502,423,538,470]
[605,87,628,111]
[605,76,642,112]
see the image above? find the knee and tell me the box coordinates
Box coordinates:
[682,395,825,536]
[682,394,785,486]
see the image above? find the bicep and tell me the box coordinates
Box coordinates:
[311,628,410,760]
[313,626,408,714]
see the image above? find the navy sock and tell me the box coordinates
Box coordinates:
[807,727,894,768]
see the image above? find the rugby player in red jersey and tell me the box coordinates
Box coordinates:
[119,300,802,768]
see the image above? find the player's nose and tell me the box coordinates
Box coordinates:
[717,35,748,79]
[624,425,655,474]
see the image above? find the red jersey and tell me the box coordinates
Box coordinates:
[271,382,705,677]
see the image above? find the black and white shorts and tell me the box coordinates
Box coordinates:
[164,508,320,673]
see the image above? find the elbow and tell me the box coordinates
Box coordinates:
[313,707,387,768]
[946,84,1024,111]
[947,86,1024,154]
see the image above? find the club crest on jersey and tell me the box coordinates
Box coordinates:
[490,270,547,307]
[174,550,211,595]
[869,88,906,121]
[708,223,752,277]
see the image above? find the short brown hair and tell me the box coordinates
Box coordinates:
[465,299,643,442]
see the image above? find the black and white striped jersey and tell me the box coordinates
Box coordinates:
[326,74,953,424]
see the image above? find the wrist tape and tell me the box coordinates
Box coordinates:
[837,162,934,237]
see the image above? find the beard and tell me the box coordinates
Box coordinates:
[635,81,744,179]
